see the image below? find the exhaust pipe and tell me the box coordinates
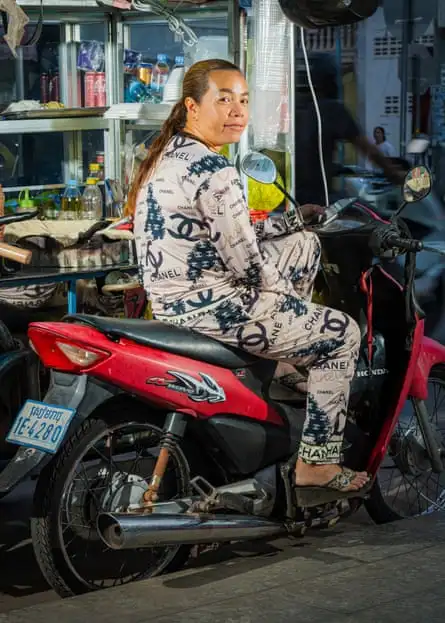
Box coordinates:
[97,512,286,550]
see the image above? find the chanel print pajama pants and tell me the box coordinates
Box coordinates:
[191,231,361,464]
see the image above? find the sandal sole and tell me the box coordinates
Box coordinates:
[295,482,372,508]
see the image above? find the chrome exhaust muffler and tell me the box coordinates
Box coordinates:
[97,512,285,550]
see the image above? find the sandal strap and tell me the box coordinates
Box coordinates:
[325,467,357,491]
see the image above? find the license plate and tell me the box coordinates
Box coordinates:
[6,400,76,454]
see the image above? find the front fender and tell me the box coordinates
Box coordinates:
[409,336,445,401]
[0,372,119,494]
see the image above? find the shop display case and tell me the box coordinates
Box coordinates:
[0,0,236,201]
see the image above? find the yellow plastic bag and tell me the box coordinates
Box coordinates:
[220,145,285,213]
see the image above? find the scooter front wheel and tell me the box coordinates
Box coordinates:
[31,399,193,597]
[365,365,445,523]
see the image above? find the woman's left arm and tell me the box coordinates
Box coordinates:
[196,166,293,294]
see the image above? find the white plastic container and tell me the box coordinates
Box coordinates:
[163,55,185,104]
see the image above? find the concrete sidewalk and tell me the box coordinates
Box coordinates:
[2,513,445,623]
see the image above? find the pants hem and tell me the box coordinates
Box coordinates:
[298,440,342,464]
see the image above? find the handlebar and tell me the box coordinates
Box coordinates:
[382,234,423,253]
[0,242,32,264]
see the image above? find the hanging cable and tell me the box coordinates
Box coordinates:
[299,26,329,207]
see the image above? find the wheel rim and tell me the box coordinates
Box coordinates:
[377,373,445,517]
[57,421,188,591]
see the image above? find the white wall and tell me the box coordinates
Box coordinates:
[355,7,412,157]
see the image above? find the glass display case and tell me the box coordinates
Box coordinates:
[0,1,235,205]
[0,0,295,214]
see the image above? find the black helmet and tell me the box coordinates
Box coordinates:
[278,0,380,29]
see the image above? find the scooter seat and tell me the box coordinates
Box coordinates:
[64,314,263,369]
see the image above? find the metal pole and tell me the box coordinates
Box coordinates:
[289,23,296,199]
[399,0,413,156]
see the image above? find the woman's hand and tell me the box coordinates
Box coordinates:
[300,204,325,224]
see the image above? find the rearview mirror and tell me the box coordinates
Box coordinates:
[240,152,277,185]
[403,166,432,203]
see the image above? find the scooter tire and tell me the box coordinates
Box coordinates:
[30,400,196,598]
[365,365,445,523]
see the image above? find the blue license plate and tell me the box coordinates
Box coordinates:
[6,399,76,454]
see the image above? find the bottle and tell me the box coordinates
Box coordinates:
[60,180,82,220]
[81,178,103,220]
[18,188,36,213]
[89,162,102,180]
[151,53,170,102]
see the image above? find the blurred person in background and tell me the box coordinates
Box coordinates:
[294,53,404,205]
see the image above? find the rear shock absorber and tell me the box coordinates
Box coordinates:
[142,411,188,509]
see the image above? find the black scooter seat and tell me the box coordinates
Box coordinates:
[64,314,264,370]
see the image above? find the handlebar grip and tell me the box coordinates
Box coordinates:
[385,234,423,253]
[0,242,32,264]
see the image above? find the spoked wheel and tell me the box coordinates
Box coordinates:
[366,365,445,522]
[31,401,192,597]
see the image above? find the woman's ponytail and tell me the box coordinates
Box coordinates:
[126,100,186,216]
[125,58,241,217]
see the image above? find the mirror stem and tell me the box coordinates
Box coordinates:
[274,181,304,222]
[274,180,298,207]
[392,201,408,219]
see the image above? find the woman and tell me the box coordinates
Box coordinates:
[128,59,368,493]
[373,126,397,158]
[366,126,397,173]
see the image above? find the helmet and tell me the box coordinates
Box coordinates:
[278,0,380,29]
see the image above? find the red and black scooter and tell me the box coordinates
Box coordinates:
[1,159,445,597]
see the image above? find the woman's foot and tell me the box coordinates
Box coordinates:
[294,458,369,492]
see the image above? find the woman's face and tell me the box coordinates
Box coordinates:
[374,128,384,144]
[185,70,249,150]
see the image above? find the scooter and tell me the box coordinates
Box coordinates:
[1,162,445,597]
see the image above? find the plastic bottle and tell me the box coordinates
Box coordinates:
[81,178,103,220]
[18,188,35,213]
[60,180,82,221]
[89,162,103,181]
[151,54,170,102]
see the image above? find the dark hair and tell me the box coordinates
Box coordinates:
[126,58,242,215]
[374,126,386,140]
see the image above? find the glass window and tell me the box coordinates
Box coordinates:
[0,132,64,189]
[0,23,61,105]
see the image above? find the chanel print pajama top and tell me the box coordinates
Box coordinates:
[134,134,360,464]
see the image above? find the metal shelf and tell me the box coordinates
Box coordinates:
[106,102,172,128]
[0,117,110,135]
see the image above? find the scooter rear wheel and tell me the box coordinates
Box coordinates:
[365,365,445,523]
[31,399,193,597]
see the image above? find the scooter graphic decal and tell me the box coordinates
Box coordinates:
[146,371,226,404]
